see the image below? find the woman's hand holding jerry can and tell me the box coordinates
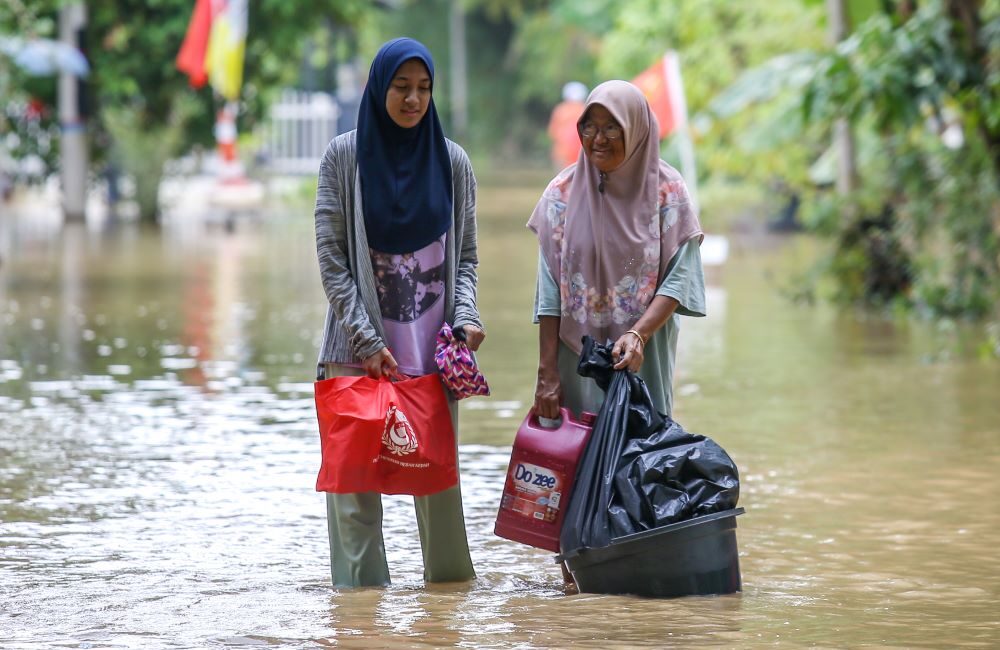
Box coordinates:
[533,366,562,419]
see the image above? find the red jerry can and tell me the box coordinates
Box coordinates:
[494,408,595,552]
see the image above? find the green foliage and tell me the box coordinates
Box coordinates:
[710,0,1000,319]
[508,5,605,104]
[2,0,376,221]
[84,0,374,158]
[800,0,1000,318]
[371,0,607,160]
[1,93,60,180]
[102,99,195,220]
[373,0,830,175]
[599,0,828,189]
[804,9,964,130]
[0,1,59,172]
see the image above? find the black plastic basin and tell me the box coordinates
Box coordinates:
[558,507,745,598]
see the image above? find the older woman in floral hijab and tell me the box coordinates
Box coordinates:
[528,80,706,422]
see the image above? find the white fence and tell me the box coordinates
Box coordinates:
[262,90,341,176]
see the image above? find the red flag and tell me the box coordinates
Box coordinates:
[632,53,686,139]
[176,0,214,88]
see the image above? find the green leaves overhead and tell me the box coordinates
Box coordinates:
[714,0,1000,317]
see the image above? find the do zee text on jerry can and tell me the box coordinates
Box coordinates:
[494,407,595,553]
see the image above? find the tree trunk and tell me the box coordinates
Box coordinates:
[826,0,859,194]
[449,0,468,142]
[59,3,88,222]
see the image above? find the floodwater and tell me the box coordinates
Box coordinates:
[1,175,998,649]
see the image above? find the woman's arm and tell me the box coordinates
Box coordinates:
[535,315,562,418]
[314,148,385,364]
[612,295,679,371]
[533,252,563,418]
[451,148,486,350]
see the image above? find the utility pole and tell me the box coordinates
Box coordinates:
[58,2,88,222]
[826,0,858,194]
[448,0,468,142]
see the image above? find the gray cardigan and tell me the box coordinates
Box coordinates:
[314,130,484,369]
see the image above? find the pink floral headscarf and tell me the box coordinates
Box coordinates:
[527,80,703,354]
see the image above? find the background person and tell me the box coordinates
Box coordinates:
[313,37,485,587]
[547,81,588,171]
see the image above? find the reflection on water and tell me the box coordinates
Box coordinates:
[1,182,999,648]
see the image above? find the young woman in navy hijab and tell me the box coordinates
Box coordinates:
[313,37,485,587]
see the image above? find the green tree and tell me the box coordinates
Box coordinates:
[0,1,62,178]
[2,0,377,223]
[705,0,999,319]
[367,0,617,161]
[802,0,999,316]
[372,0,828,173]
[598,0,828,194]
[803,0,1000,317]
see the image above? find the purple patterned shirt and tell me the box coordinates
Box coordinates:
[369,234,447,376]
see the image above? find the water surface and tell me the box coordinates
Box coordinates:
[1,179,998,648]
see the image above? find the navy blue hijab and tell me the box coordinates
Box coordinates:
[357,38,453,254]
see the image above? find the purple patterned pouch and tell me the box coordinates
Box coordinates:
[434,323,490,400]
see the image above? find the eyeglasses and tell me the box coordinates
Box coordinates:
[579,122,624,141]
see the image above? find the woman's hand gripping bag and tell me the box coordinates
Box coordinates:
[315,374,458,496]
[435,323,490,399]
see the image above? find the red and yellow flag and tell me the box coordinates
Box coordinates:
[176,0,214,89]
[176,0,246,101]
[631,52,687,140]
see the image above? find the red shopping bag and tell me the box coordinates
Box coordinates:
[314,374,458,496]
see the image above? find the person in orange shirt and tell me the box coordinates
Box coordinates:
[547,81,588,170]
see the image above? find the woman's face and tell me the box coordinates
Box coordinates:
[385,59,431,128]
[579,104,626,173]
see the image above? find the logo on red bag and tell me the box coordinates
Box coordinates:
[382,406,418,456]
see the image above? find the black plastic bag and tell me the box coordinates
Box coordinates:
[560,336,739,555]
[609,419,740,537]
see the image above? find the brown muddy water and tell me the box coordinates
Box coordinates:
[1,176,998,649]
